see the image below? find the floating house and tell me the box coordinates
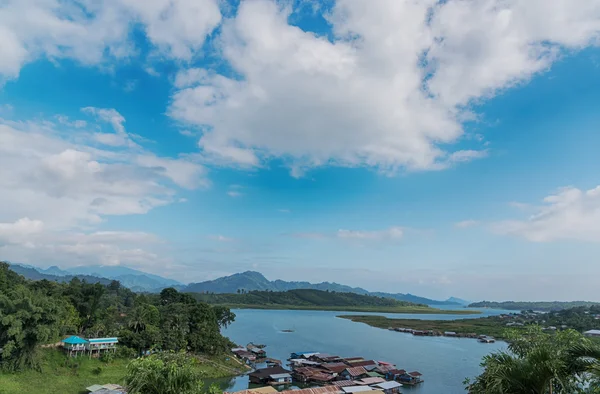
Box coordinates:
[62,336,88,357]
[340,366,368,380]
[291,351,320,359]
[355,377,385,386]
[371,381,403,394]
[322,362,349,375]
[249,366,291,385]
[341,386,374,393]
[478,336,496,343]
[398,371,423,386]
[269,373,292,385]
[251,347,267,358]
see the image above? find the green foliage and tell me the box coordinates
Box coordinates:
[466,326,600,394]
[191,288,428,309]
[0,262,235,373]
[468,300,600,312]
[124,352,206,394]
[100,352,115,364]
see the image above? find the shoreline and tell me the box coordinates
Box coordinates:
[211,304,480,314]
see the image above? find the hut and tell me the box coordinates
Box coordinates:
[371,381,402,394]
[62,336,88,357]
[355,377,385,386]
[398,371,423,386]
[322,362,349,375]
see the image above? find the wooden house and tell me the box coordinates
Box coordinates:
[86,338,118,358]
[249,366,291,384]
[398,371,423,386]
[371,381,403,394]
[340,366,368,381]
[268,373,292,385]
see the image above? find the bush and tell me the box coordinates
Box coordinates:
[100,352,115,364]
[92,366,103,375]
[116,346,137,359]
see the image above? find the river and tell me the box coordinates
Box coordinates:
[213,308,510,394]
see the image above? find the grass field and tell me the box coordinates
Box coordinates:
[338,315,516,338]
[0,349,248,394]
[213,303,479,314]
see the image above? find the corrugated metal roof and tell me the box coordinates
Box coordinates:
[282,386,341,394]
[356,377,385,385]
[343,366,367,376]
[408,371,422,377]
[341,386,373,393]
[332,381,358,387]
[86,385,104,392]
[372,381,403,390]
[270,373,292,379]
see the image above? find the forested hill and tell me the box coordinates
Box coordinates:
[0,261,235,371]
[184,271,461,305]
[190,288,429,310]
[8,263,113,286]
[468,300,600,311]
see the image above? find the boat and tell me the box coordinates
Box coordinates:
[478,336,496,343]
[281,329,295,333]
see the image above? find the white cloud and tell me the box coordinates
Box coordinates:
[492,186,600,242]
[209,235,234,242]
[0,113,207,227]
[337,227,404,241]
[0,0,222,80]
[169,0,600,175]
[227,191,243,198]
[455,220,479,228]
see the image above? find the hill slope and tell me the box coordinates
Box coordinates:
[184,271,460,305]
[8,264,113,285]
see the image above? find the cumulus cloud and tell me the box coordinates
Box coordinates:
[0,110,206,268]
[169,0,600,175]
[492,186,600,242]
[0,0,222,79]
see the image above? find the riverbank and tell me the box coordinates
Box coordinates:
[209,303,479,314]
[338,315,516,339]
[0,349,248,394]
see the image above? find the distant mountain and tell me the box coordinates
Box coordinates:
[183,271,460,305]
[446,297,470,305]
[8,263,182,292]
[65,265,182,290]
[8,264,112,286]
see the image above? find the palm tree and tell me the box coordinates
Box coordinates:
[467,327,600,394]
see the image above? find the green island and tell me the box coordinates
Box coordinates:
[190,288,478,314]
[340,304,600,340]
[0,262,247,394]
[468,300,600,311]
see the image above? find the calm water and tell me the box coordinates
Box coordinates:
[215,308,508,394]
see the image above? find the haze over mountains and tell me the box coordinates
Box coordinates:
[7,263,468,305]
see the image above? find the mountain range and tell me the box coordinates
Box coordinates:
[182,271,468,306]
[7,263,469,305]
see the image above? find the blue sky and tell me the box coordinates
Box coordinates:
[1,0,600,301]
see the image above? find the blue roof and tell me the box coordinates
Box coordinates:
[62,336,88,345]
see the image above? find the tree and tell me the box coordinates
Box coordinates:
[213,306,236,330]
[0,285,64,371]
[125,352,214,394]
[466,327,600,394]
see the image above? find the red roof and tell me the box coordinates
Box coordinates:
[343,366,367,377]
[310,372,335,382]
[387,369,406,375]
[408,371,422,377]
[282,386,341,394]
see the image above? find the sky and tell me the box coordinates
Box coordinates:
[0,0,600,302]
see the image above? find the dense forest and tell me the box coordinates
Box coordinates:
[468,300,600,311]
[191,288,428,308]
[0,262,235,372]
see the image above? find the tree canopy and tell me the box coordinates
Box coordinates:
[0,262,235,371]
